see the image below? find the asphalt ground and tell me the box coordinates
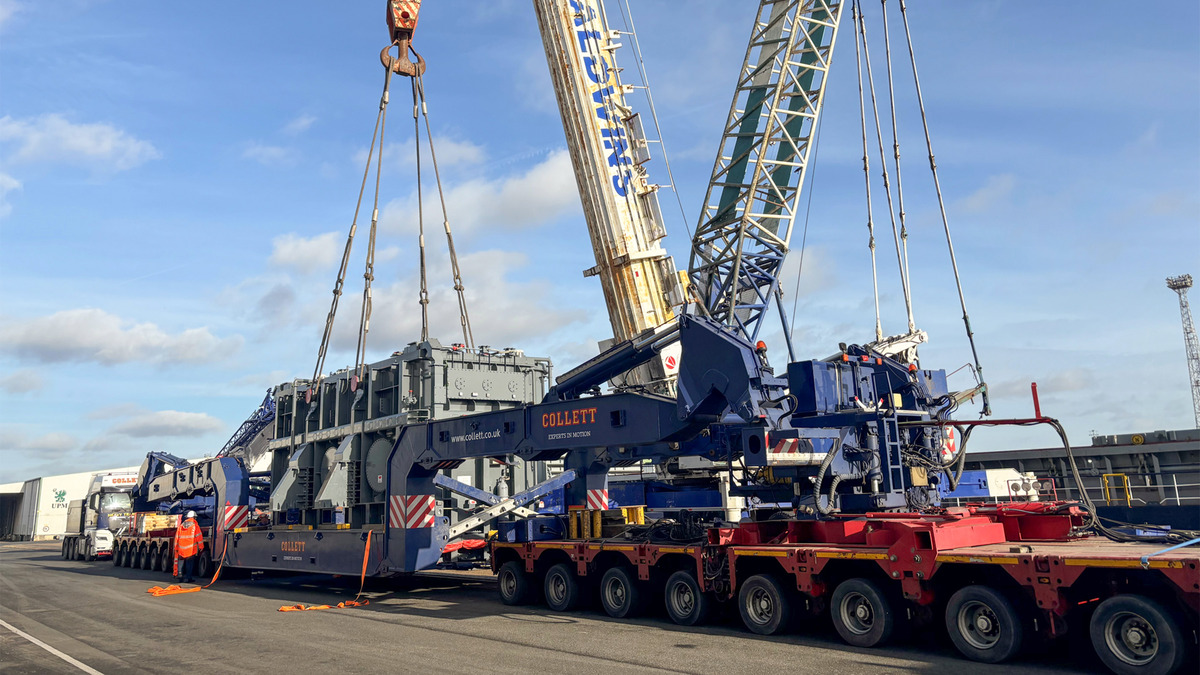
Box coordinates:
[1,540,1098,674]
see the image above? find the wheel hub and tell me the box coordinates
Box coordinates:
[672,584,694,614]
[975,614,994,633]
[855,603,871,622]
[957,600,1002,650]
[1104,610,1159,666]
[840,592,874,635]
[746,588,774,624]
[607,579,625,606]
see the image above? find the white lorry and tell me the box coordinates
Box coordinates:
[61,472,137,561]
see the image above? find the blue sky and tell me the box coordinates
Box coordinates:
[1,1,1197,483]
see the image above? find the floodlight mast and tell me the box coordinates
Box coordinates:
[1166,273,1200,427]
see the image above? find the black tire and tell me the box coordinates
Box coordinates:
[160,546,173,575]
[543,563,582,612]
[123,543,135,568]
[665,569,713,626]
[599,567,644,618]
[141,544,155,570]
[148,544,161,571]
[112,542,121,566]
[738,574,792,635]
[69,538,78,561]
[61,539,68,560]
[134,545,145,569]
[1090,594,1187,675]
[945,585,1026,664]
[498,561,536,605]
[197,551,212,579]
[831,578,895,648]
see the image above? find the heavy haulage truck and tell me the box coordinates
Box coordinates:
[80,314,1199,675]
[65,1,1199,674]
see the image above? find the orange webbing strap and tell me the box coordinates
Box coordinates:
[147,585,202,597]
[350,534,371,604]
[278,535,372,612]
[202,537,227,589]
[149,534,226,597]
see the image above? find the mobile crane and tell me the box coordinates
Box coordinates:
[73,3,1196,673]
[533,0,685,394]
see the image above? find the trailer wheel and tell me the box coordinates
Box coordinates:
[61,539,68,560]
[599,566,644,619]
[123,543,135,568]
[665,570,713,626]
[544,563,582,612]
[498,561,535,605]
[946,585,1025,663]
[160,546,173,574]
[1090,594,1186,675]
[67,538,77,561]
[738,574,792,635]
[831,578,895,648]
[197,551,212,579]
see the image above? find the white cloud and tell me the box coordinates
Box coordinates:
[959,174,1016,214]
[110,410,223,438]
[990,367,1096,400]
[376,246,402,263]
[269,231,342,272]
[242,142,296,166]
[0,0,23,31]
[380,149,579,237]
[0,114,160,171]
[333,248,588,353]
[355,136,486,169]
[231,370,291,390]
[254,282,297,329]
[0,308,242,365]
[0,172,20,217]
[0,368,43,394]
[281,114,317,135]
[0,428,77,454]
[86,403,144,420]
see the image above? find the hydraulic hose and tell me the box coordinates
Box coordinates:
[813,438,844,516]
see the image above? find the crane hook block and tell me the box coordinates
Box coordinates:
[387,0,421,37]
[383,0,426,77]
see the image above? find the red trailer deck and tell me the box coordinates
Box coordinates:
[493,506,1199,674]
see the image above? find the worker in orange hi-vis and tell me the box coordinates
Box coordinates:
[174,510,205,584]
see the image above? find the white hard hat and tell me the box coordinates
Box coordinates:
[185,510,196,519]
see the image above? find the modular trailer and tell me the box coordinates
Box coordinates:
[493,508,1198,674]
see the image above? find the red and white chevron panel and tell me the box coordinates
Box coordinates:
[585,488,608,511]
[389,495,405,529]
[941,426,957,458]
[403,495,436,529]
[766,438,821,466]
[223,505,248,531]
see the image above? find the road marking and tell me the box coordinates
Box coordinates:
[0,617,104,675]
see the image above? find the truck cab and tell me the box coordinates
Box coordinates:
[62,473,136,561]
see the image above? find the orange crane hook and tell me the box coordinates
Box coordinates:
[382,0,426,77]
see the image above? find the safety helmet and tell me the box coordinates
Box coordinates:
[185,510,196,519]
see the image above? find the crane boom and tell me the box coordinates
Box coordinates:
[533,0,684,393]
[689,0,843,352]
